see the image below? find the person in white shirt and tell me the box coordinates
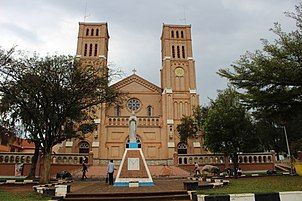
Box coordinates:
[107,160,115,185]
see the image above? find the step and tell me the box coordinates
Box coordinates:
[64,194,190,201]
[275,165,290,172]
[66,190,188,198]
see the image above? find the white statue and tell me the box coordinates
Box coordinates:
[129,112,138,143]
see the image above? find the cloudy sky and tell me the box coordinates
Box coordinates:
[0,0,299,104]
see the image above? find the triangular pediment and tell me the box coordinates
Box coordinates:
[112,74,162,94]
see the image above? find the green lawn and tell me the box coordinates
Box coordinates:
[0,190,49,201]
[200,175,302,195]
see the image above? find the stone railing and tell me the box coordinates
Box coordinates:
[0,152,89,165]
[0,152,34,164]
[107,116,161,127]
[237,153,273,164]
[178,153,225,165]
[51,153,89,164]
[178,152,274,165]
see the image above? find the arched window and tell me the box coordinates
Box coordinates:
[79,141,90,153]
[84,44,88,56]
[86,28,89,36]
[177,142,187,154]
[182,46,185,58]
[181,30,184,38]
[171,30,174,38]
[172,46,175,58]
[94,44,98,56]
[115,105,121,116]
[177,46,180,58]
[147,105,152,117]
[96,29,99,36]
[91,28,94,36]
[89,44,93,56]
[176,30,179,38]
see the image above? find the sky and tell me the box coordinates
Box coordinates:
[0,0,299,104]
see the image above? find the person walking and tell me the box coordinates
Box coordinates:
[107,160,115,185]
[81,162,88,179]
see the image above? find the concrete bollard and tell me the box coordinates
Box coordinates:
[279,191,302,201]
[55,185,70,197]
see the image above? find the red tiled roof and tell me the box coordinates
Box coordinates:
[11,138,35,150]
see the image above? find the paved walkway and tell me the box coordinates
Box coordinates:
[69,178,188,194]
[72,165,190,179]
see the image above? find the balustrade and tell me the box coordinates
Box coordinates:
[108,116,160,127]
[0,152,33,164]
[178,152,274,165]
[0,152,88,165]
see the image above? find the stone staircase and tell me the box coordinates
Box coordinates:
[275,162,291,172]
[64,191,191,200]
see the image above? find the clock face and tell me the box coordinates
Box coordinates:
[175,67,184,77]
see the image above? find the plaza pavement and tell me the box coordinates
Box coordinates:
[71,165,191,179]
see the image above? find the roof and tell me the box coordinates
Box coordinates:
[112,74,162,94]
[11,138,35,150]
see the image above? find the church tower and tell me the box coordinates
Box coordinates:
[161,24,200,157]
[75,22,109,163]
[76,22,109,71]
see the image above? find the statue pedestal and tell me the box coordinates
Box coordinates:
[114,143,154,187]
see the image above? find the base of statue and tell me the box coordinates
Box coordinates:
[114,143,154,187]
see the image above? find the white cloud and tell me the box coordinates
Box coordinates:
[0,0,298,104]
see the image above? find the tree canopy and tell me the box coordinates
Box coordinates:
[176,106,205,143]
[0,48,122,183]
[177,116,198,143]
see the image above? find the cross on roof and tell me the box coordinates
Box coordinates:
[132,68,137,74]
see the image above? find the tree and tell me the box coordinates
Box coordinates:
[218,4,302,158]
[0,48,122,183]
[176,106,206,143]
[253,111,302,159]
[218,3,302,125]
[177,116,198,143]
[203,88,256,174]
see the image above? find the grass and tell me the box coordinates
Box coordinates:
[199,175,302,195]
[0,190,49,201]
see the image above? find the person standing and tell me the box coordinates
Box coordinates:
[107,160,115,185]
[194,162,201,176]
[82,162,88,179]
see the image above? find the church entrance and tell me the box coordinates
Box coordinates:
[177,142,187,154]
[126,137,141,148]
[79,141,90,153]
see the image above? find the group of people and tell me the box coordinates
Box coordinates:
[81,159,116,185]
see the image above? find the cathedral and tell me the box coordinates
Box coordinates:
[56,22,205,165]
